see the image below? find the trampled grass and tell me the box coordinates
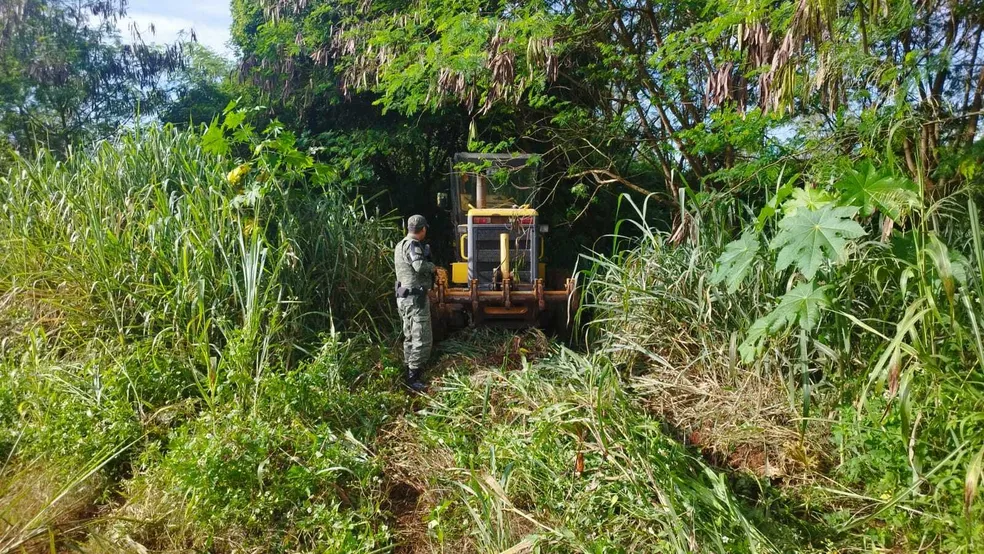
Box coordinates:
[389,336,806,553]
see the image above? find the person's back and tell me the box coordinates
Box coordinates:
[394,237,431,290]
[394,215,435,391]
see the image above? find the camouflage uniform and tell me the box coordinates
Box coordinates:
[394,217,435,377]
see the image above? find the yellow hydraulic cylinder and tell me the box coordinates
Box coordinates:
[500,233,511,280]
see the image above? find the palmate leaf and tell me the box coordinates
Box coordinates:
[710,230,761,293]
[835,162,919,219]
[770,204,865,280]
[202,120,229,157]
[781,187,835,216]
[739,282,831,362]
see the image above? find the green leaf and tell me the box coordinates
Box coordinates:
[233,123,256,144]
[710,230,760,293]
[770,205,866,280]
[202,121,229,157]
[739,282,831,362]
[756,172,798,231]
[781,187,835,216]
[222,110,247,131]
[925,231,971,304]
[835,162,918,219]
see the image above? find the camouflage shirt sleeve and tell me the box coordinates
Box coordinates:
[407,240,435,275]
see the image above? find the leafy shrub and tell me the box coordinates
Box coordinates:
[103,347,198,410]
[16,359,143,471]
[256,334,407,441]
[582,168,984,549]
[0,340,201,474]
[830,393,984,551]
[158,406,389,551]
[111,335,405,552]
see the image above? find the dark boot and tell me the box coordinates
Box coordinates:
[405,366,427,392]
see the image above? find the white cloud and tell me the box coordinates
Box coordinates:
[118,11,233,59]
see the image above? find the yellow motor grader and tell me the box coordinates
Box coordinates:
[430,153,577,334]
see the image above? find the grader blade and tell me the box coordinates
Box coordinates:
[429,268,577,332]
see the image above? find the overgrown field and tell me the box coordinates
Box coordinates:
[581,190,984,551]
[1,121,983,553]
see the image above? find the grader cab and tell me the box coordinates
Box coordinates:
[430,153,577,333]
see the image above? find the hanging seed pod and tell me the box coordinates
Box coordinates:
[705,62,746,111]
[740,21,775,68]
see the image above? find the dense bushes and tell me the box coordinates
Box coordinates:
[581,179,984,549]
[0,120,407,551]
[154,350,393,549]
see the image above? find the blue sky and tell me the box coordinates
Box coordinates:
[119,0,233,58]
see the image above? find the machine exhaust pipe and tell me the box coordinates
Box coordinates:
[475,174,487,209]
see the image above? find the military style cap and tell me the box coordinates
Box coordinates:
[408,214,428,232]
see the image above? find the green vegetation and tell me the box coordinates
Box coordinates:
[0,0,195,154]
[583,191,984,550]
[1,0,983,552]
[0,117,401,550]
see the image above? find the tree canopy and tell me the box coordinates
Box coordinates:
[230,0,983,214]
[0,0,196,153]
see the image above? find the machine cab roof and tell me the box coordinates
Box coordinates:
[450,153,540,224]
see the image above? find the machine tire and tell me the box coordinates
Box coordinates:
[431,309,449,342]
[538,305,574,344]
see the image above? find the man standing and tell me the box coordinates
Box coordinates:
[394,215,434,391]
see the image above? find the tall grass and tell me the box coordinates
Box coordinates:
[0,124,397,375]
[0,124,406,552]
[578,187,984,549]
[579,194,805,477]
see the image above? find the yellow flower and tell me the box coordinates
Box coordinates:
[227,163,251,185]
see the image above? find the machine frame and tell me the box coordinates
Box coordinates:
[430,153,577,331]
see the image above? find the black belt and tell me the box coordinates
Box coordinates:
[395,282,428,298]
